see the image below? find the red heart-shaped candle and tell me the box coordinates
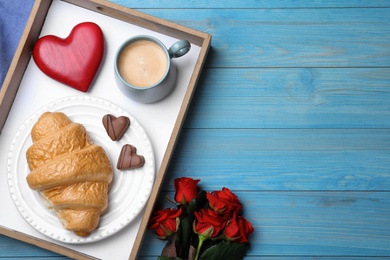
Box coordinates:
[32,22,105,92]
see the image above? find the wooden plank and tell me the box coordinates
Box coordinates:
[0,235,62,258]
[184,68,390,129]
[116,0,390,8]
[159,129,390,191]
[140,191,390,257]
[137,8,390,67]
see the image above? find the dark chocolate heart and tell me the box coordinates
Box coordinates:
[102,114,130,141]
[117,144,145,170]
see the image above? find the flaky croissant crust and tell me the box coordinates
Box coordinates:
[26,112,113,237]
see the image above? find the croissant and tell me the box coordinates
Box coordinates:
[26,112,113,237]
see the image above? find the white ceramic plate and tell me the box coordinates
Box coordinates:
[7,96,155,244]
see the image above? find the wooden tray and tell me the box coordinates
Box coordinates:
[0,0,211,259]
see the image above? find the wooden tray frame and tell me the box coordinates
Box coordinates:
[0,0,211,259]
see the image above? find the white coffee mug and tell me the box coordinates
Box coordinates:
[114,35,191,103]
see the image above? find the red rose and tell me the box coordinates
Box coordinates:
[148,207,183,239]
[224,212,254,243]
[174,177,200,204]
[236,215,254,243]
[224,213,240,241]
[206,187,242,217]
[193,208,227,238]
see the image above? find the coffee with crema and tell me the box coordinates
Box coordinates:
[118,40,168,87]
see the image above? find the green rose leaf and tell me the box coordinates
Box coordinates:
[178,216,192,258]
[158,257,182,260]
[199,241,250,260]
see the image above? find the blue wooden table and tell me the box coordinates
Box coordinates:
[1,0,390,259]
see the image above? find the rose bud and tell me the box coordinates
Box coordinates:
[148,207,183,239]
[223,212,241,241]
[236,215,254,243]
[193,208,227,238]
[174,177,200,204]
[224,212,254,243]
[206,187,242,217]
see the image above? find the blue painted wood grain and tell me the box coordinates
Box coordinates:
[186,68,390,128]
[138,8,390,67]
[1,0,390,259]
[162,129,390,191]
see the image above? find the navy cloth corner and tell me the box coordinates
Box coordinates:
[0,0,35,88]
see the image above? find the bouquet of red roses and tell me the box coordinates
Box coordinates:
[148,177,254,260]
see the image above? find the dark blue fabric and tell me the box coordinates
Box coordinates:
[0,0,35,88]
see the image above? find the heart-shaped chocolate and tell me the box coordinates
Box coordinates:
[102,114,130,141]
[117,144,145,170]
[32,22,105,92]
